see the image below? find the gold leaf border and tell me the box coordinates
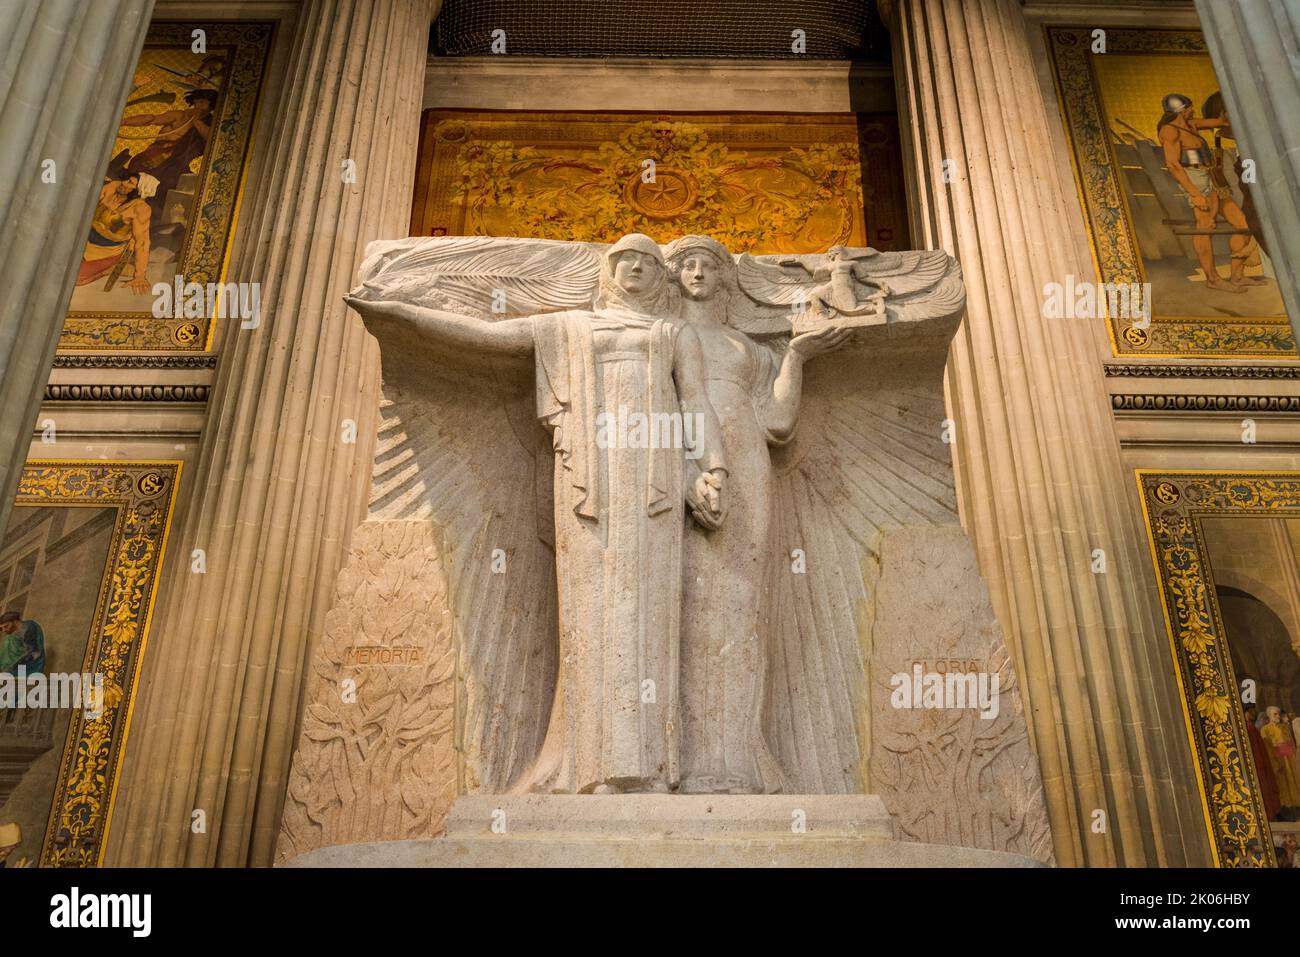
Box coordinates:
[1136,469,1300,867]
[59,20,273,354]
[1045,26,1296,360]
[12,461,181,866]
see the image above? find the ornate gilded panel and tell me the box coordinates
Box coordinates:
[61,21,273,353]
[2,462,180,866]
[409,109,909,253]
[1138,470,1300,867]
[1047,27,1295,359]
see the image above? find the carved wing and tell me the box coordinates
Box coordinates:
[852,249,952,296]
[354,235,603,318]
[758,253,968,793]
[765,345,960,793]
[730,248,965,336]
[734,253,820,306]
[352,235,616,794]
[369,333,558,795]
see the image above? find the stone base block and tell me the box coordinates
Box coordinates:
[281,794,1045,867]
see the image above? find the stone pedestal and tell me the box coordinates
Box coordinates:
[282,794,1044,868]
[274,520,457,866]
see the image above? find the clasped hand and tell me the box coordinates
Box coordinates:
[688,467,726,530]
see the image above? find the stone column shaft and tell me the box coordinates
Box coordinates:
[0,0,155,535]
[1194,0,1300,341]
[107,0,433,867]
[887,0,1210,866]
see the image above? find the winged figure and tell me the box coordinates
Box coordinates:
[341,233,977,801]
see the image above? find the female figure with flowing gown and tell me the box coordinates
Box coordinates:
[346,234,727,794]
[664,235,849,793]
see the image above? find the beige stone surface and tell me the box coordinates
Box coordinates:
[280,231,1051,866]
[444,793,897,839]
[282,793,1044,868]
[870,526,1053,863]
[274,520,456,865]
[287,835,1041,868]
[108,0,438,868]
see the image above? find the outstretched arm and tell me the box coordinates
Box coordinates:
[344,296,534,358]
[765,325,853,441]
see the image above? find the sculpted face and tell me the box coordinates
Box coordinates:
[613,250,660,295]
[676,252,724,301]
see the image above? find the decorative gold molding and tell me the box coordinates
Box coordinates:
[12,461,181,867]
[43,384,210,403]
[410,109,911,253]
[1105,363,1300,379]
[1113,394,1300,412]
[52,355,218,370]
[1137,469,1300,867]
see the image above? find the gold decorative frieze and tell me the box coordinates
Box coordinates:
[410,109,909,254]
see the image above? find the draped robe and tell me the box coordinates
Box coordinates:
[512,306,690,793]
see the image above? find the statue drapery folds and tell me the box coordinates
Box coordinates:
[344,232,966,796]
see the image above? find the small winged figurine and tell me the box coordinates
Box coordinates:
[731,244,963,337]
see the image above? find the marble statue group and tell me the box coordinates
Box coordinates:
[344,231,965,798]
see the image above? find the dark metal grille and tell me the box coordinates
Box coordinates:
[433,0,884,60]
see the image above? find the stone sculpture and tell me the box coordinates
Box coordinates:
[276,232,1054,866]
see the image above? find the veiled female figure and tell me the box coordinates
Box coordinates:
[665,235,849,793]
[347,234,726,794]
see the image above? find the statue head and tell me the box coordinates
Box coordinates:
[597,234,676,314]
[665,235,737,321]
[827,245,878,263]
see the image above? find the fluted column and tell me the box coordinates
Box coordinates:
[884,0,1210,866]
[0,0,154,536]
[1194,0,1300,341]
[108,0,437,867]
